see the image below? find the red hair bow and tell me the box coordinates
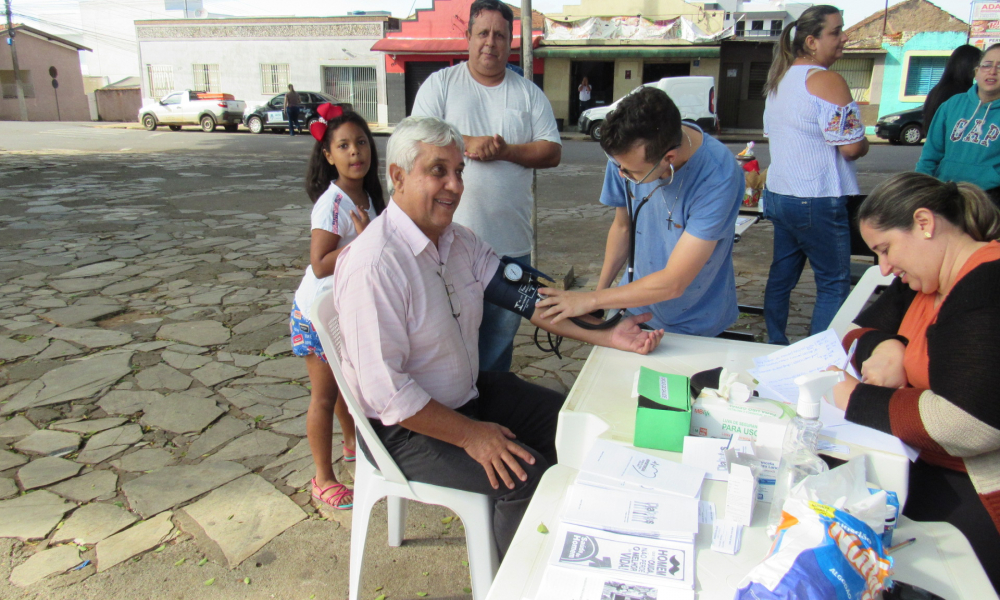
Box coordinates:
[310,103,345,141]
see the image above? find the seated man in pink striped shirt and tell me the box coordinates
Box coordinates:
[332,116,664,556]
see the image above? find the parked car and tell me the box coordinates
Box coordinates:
[875,106,924,146]
[578,76,718,141]
[139,90,246,132]
[243,91,353,134]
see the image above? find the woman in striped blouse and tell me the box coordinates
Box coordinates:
[761,5,869,345]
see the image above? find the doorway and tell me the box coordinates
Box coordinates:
[569,60,614,126]
[642,62,690,83]
[404,61,450,116]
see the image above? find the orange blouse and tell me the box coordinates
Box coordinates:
[898,241,1000,389]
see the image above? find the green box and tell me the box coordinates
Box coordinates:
[634,367,691,453]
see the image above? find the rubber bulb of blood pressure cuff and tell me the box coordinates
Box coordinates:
[765,370,844,537]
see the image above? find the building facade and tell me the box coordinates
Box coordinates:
[371,0,544,124]
[135,16,398,125]
[844,0,970,128]
[540,0,727,126]
[0,25,91,121]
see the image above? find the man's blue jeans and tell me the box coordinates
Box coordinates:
[763,190,851,345]
[479,253,531,372]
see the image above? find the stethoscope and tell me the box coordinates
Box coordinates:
[569,151,675,331]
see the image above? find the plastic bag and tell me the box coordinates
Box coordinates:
[735,498,892,600]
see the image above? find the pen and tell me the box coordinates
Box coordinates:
[843,339,858,371]
[887,537,917,555]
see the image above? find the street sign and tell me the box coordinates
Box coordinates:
[51,79,59,89]
[49,66,58,78]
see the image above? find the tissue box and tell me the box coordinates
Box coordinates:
[634,367,691,452]
[690,395,795,447]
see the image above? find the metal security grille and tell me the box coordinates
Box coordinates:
[0,70,34,99]
[146,65,173,100]
[192,64,220,92]
[260,64,290,95]
[746,61,770,99]
[904,56,948,97]
[831,58,875,102]
[323,66,378,123]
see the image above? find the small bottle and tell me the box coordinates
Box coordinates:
[765,370,843,537]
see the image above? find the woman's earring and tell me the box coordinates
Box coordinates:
[924,231,932,239]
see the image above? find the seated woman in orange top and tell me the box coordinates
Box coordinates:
[831,172,1000,591]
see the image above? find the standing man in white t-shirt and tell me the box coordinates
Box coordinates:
[411,0,562,372]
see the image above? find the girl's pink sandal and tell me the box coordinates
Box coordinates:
[311,477,353,510]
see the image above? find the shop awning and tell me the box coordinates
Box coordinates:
[372,35,542,53]
[534,45,720,59]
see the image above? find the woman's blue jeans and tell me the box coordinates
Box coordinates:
[763,190,851,345]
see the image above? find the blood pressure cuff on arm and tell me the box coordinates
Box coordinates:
[484,263,541,319]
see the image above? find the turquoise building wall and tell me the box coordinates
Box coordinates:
[878,31,969,118]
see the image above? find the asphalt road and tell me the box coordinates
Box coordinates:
[2,121,924,196]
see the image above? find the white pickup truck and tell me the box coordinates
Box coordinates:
[139,90,247,132]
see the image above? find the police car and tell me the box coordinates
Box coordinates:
[243,91,352,134]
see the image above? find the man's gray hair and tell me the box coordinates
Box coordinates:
[386,116,465,196]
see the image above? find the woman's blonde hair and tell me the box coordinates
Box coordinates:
[763,5,842,97]
[858,172,1000,242]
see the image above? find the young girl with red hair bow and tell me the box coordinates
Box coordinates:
[289,104,385,510]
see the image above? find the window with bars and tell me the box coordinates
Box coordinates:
[831,57,875,102]
[0,70,34,99]
[260,64,290,95]
[747,61,770,99]
[192,64,220,93]
[904,55,948,97]
[146,65,173,100]
[323,66,378,123]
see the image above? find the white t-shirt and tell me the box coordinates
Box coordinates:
[293,182,376,317]
[579,85,591,102]
[412,63,561,257]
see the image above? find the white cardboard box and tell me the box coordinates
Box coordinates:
[724,458,759,527]
[689,395,794,447]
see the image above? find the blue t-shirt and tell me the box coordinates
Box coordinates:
[599,126,743,336]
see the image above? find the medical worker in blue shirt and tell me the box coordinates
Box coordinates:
[538,87,745,336]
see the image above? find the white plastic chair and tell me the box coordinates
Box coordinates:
[310,290,499,600]
[828,265,895,339]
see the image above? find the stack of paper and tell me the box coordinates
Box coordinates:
[542,523,697,597]
[576,440,707,498]
[562,483,699,540]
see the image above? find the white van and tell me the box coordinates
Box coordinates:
[578,76,717,141]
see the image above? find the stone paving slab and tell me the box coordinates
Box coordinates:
[156,321,230,346]
[175,474,305,568]
[135,363,192,391]
[53,502,138,545]
[0,478,17,499]
[190,362,244,387]
[1,352,133,415]
[206,431,289,462]
[13,430,80,457]
[186,416,250,458]
[140,393,224,434]
[39,304,123,327]
[8,544,81,587]
[47,469,118,502]
[0,490,74,540]
[96,390,162,415]
[50,417,127,434]
[17,456,83,490]
[0,415,37,440]
[95,511,174,572]
[121,461,249,518]
[0,449,29,471]
[0,336,49,361]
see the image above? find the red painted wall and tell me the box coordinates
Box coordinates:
[382,0,543,75]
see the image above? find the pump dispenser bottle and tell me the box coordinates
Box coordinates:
[765,370,844,537]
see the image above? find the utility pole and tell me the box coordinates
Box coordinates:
[521,0,537,266]
[4,0,29,121]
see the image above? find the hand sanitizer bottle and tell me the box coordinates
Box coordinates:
[765,370,844,537]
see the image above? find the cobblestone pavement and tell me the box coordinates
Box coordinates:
[0,148,824,599]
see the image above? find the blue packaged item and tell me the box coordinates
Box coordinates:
[736,498,893,600]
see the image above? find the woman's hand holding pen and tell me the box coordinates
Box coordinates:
[860,339,908,388]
